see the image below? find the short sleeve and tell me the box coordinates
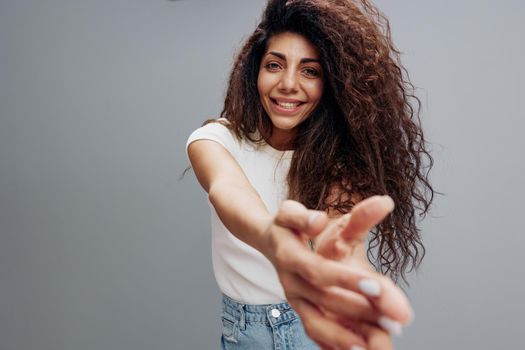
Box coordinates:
[186,120,238,159]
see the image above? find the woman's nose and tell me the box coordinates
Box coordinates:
[278,70,299,93]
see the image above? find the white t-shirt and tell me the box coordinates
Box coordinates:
[186,121,293,304]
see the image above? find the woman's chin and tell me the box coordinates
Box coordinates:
[269,116,304,132]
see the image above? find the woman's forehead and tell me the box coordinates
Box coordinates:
[265,32,320,59]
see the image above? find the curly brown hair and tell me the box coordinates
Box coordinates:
[217,0,434,283]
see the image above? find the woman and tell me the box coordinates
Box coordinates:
[186,0,433,349]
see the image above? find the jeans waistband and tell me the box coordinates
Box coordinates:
[221,293,299,328]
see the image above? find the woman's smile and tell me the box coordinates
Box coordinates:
[270,97,306,114]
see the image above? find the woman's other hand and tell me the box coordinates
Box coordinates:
[313,195,411,349]
[314,195,413,329]
[262,198,412,350]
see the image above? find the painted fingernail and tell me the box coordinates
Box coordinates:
[382,195,395,208]
[358,279,381,297]
[308,212,319,227]
[350,346,366,350]
[379,316,403,336]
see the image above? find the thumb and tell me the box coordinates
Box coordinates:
[341,195,395,242]
[274,200,328,238]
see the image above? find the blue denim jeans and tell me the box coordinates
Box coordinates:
[220,294,320,350]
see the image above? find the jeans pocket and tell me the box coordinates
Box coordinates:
[221,315,238,344]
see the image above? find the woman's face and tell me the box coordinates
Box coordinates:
[257,31,324,149]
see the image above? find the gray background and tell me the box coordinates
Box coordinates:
[1,0,524,349]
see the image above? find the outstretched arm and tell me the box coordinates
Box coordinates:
[188,139,411,349]
[189,138,276,253]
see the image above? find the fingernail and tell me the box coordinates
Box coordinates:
[350,346,366,350]
[358,279,381,297]
[378,316,403,336]
[382,195,394,209]
[308,212,319,227]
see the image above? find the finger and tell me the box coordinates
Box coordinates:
[284,271,407,336]
[315,340,339,350]
[288,249,369,288]
[289,297,367,350]
[331,318,394,350]
[275,200,328,237]
[287,253,413,325]
[372,276,414,326]
[340,195,394,242]
[288,251,378,298]
[357,323,394,350]
[282,272,381,323]
[316,341,335,350]
[319,285,408,336]
[334,239,353,259]
[326,294,405,337]
[315,214,352,258]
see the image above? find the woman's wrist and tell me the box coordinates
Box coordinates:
[254,216,277,260]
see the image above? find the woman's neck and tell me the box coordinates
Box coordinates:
[268,128,295,151]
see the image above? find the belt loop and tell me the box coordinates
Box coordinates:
[237,304,246,331]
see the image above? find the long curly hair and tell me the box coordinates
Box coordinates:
[218,0,434,283]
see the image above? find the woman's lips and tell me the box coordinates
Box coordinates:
[270,98,305,114]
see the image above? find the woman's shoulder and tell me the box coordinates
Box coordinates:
[194,117,232,133]
[186,118,240,155]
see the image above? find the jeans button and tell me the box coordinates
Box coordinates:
[271,308,281,318]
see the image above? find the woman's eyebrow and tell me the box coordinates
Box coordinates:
[267,51,321,64]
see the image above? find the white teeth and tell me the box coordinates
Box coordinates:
[276,101,301,109]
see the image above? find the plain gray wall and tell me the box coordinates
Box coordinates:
[1,1,524,349]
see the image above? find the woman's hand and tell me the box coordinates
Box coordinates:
[313,195,409,349]
[261,198,413,350]
[315,195,394,264]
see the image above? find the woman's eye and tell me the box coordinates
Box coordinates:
[265,62,281,71]
[303,68,320,77]
[264,62,281,71]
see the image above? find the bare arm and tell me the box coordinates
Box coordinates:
[188,139,274,254]
[188,138,411,349]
